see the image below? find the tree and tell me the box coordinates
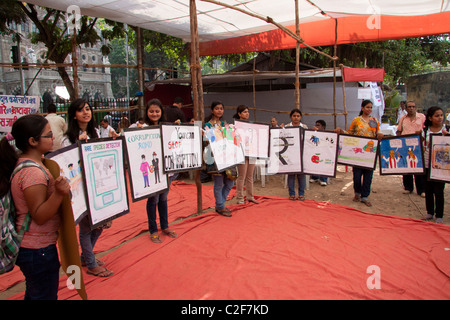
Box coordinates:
[0,2,125,100]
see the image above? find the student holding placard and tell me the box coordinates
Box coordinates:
[422,106,448,224]
[143,99,179,243]
[336,100,383,207]
[62,99,113,277]
[285,109,308,201]
[1,114,70,299]
[233,105,259,205]
[205,101,235,216]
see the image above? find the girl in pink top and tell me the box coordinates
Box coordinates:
[0,114,70,299]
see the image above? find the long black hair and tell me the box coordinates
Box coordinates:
[144,98,165,125]
[233,105,248,120]
[359,99,373,116]
[0,114,48,196]
[423,106,444,138]
[65,98,98,144]
[205,101,224,122]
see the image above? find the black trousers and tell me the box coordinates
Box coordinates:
[424,169,446,218]
[402,174,425,194]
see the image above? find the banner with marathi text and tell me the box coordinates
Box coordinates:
[0,95,39,132]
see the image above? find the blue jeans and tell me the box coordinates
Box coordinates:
[288,174,305,197]
[16,244,60,300]
[146,188,169,234]
[79,216,103,269]
[213,174,235,210]
[353,167,374,200]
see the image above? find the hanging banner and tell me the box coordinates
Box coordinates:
[46,143,87,224]
[123,126,169,202]
[337,134,379,170]
[161,124,202,173]
[267,127,302,175]
[302,130,339,178]
[379,134,425,175]
[79,137,129,229]
[204,123,245,172]
[0,95,39,132]
[429,134,450,183]
[234,120,270,159]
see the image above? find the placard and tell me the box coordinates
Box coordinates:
[379,134,425,175]
[234,120,270,159]
[46,144,87,224]
[204,123,245,172]
[0,95,39,132]
[123,126,169,202]
[302,130,339,177]
[267,127,302,174]
[337,134,379,170]
[429,134,450,183]
[79,137,129,229]
[161,124,202,173]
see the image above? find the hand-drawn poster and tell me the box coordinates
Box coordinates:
[337,134,379,170]
[429,134,450,183]
[123,127,169,202]
[46,143,87,224]
[161,124,202,173]
[302,130,338,177]
[267,127,302,174]
[0,95,39,132]
[234,120,270,159]
[79,137,129,229]
[379,134,425,175]
[204,123,245,172]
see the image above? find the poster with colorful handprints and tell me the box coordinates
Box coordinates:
[378,134,425,175]
[46,143,87,224]
[429,134,450,183]
[234,120,270,159]
[161,124,202,173]
[204,123,245,172]
[267,127,302,175]
[337,134,379,170]
[302,130,338,177]
[123,126,169,202]
[79,137,129,229]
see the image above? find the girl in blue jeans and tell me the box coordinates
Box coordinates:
[285,109,308,201]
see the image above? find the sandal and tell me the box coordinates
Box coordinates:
[215,208,232,217]
[81,258,105,267]
[150,233,163,243]
[289,195,296,201]
[298,195,305,201]
[361,199,372,207]
[352,195,361,202]
[162,229,178,238]
[248,198,260,204]
[87,267,113,277]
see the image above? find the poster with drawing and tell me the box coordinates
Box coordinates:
[79,137,129,229]
[429,134,450,183]
[123,127,169,202]
[161,124,202,173]
[234,120,270,159]
[204,123,245,172]
[378,134,425,175]
[267,127,302,175]
[302,130,338,177]
[337,134,379,170]
[46,143,87,224]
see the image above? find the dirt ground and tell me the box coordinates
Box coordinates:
[1,165,448,300]
[188,165,449,225]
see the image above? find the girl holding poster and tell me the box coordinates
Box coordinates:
[205,101,235,217]
[422,106,448,224]
[285,109,308,201]
[336,100,384,207]
[1,115,70,299]
[144,99,178,243]
[233,105,259,205]
[62,99,113,277]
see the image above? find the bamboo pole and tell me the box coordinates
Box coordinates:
[136,27,145,118]
[340,64,348,129]
[71,28,79,99]
[295,0,300,110]
[190,0,203,214]
[332,19,338,129]
[252,56,257,120]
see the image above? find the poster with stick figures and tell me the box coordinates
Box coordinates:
[378,134,425,175]
[123,126,169,202]
[80,137,129,229]
[302,129,338,177]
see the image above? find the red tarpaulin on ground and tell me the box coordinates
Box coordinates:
[6,193,450,300]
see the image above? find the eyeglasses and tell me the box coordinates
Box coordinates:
[39,132,54,139]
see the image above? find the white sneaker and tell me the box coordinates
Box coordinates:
[435,218,443,224]
[309,178,318,183]
[320,181,327,186]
